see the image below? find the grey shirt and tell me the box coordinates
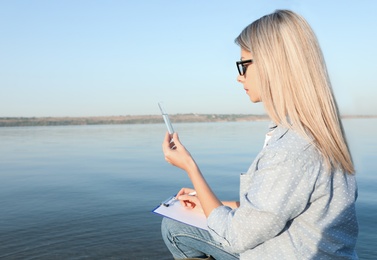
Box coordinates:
[207,123,358,259]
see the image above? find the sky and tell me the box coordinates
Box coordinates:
[0,0,376,117]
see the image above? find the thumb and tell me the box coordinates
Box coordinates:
[172,132,181,146]
[177,194,190,201]
[177,194,197,202]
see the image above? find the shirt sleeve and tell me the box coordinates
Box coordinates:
[207,154,320,254]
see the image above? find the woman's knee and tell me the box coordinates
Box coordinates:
[161,217,181,242]
[162,217,184,232]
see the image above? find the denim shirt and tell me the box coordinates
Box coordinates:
[207,123,358,259]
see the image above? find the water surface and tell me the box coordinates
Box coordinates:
[0,119,375,259]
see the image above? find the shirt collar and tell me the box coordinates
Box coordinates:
[266,121,290,146]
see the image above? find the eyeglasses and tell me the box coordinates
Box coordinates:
[236,59,253,76]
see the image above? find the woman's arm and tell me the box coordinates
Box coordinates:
[162,132,222,217]
[176,187,239,211]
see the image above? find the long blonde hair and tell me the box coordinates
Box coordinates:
[235,10,354,174]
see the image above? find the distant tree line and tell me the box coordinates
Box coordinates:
[0,114,271,127]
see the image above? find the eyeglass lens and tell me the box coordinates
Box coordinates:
[237,60,252,76]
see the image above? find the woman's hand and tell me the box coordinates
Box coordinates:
[162,132,222,217]
[162,132,195,172]
[176,187,203,212]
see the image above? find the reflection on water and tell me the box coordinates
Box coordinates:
[343,119,377,260]
[0,119,376,259]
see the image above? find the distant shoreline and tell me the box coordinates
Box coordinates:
[0,114,375,127]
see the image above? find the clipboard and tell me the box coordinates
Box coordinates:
[152,195,208,231]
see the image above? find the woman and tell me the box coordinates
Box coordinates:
[161,10,358,259]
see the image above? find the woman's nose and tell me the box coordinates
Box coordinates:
[237,75,244,83]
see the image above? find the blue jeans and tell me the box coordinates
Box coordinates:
[161,217,239,259]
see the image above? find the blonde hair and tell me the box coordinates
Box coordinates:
[235,10,354,174]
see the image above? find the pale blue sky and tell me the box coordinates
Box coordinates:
[1,0,376,117]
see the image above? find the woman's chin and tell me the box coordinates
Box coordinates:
[249,96,261,103]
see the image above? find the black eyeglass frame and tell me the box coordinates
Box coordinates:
[236,59,253,76]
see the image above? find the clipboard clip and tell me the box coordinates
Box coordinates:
[161,195,177,207]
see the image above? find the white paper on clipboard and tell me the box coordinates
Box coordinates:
[152,197,208,231]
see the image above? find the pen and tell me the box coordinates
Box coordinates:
[161,196,176,207]
[158,102,174,135]
[161,191,197,207]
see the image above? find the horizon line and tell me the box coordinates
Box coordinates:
[1,114,376,119]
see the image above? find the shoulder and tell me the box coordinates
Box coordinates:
[264,125,322,164]
[247,125,326,188]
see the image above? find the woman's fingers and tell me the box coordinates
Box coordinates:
[177,193,200,209]
[162,132,172,151]
[177,187,195,197]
